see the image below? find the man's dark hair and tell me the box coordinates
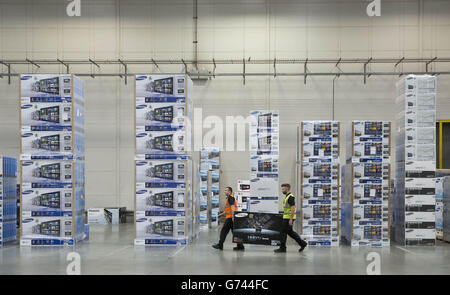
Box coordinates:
[281,183,291,189]
[226,186,233,193]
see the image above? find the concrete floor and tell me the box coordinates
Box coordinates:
[1,223,449,275]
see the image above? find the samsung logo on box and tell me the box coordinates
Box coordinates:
[22,218,34,223]
[136,76,147,81]
[21,104,32,109]
[136,133,147,138]
[136,190,147,194]
[136,161,147,166]
[21,75,32,80]
[22,190,34,194]
[136,218,147,222]
[136,105,146,109]
[21,133,33,138]
[22,161,34,166]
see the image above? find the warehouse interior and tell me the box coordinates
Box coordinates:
[1,0,450,275]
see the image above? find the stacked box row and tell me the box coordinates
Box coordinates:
[443,177,450,242]
[0,157,18,245]
[249,111,279,211]
[436,177,445,240]
[134,75,198,246]
[199,148,220,227]
[19,74,86,246]
[393,75,436,246]
[300,121,340,246]
[341,121,391,247]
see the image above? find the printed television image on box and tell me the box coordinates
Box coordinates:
[135,97,186,126]
[302,121,339,139]
[21,216,73,239]
[20,74,72,97]
[135,160,187,183]
[21,100,72,126]
[136,184,186,212]
[21,183,72,212]
[21,159,73,183]
[135,213,187,241]
[232,212,283,246]
[136,126,187,155]
[302,183,339,201]
[135,75,191,98]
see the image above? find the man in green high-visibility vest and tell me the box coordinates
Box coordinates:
[274,183,307,253]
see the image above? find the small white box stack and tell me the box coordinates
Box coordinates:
[393,75,437,246]
[19,74,86,247]
[0,156,17,246]
[236,180,250,212]
[341,121,391,247]
[249,111,279,212]
[199,148,220,227]
[134,75,198,246]
[299,121,340,247]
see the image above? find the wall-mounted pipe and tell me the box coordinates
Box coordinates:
[1,71,449,78]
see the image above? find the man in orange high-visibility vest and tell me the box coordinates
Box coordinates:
[212,187,245,251]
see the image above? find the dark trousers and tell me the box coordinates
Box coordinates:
[218,218,244,248]
[279,219,306,249]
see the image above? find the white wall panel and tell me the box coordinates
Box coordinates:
[0,0,449,211]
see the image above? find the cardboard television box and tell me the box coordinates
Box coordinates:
[21,99,72,126]
[232,212,283,246]
[21,159,73,184]
[135,183,186,212]
[246,197,279,213]
[20,74,73,98]
[302,140,339,160]
[88,208,126,224]
[301,121,340,144]
[135,211,188,245]
[135,125,187,155]
[135,97,187,126]
[135,159,188,183]
[21,183,72,212]
[135,75,190,98]
[21,126,84,156]
[302,161,340,182]
[396,75,436,97]
[21,214,73,239]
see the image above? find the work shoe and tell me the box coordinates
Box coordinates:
[233,246,245,251]
[299,243,307,252]
[212,244,223,250]
[274,248,286,253]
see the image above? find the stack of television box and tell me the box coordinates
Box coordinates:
[341,121,391,247]
[442,177,450,242]
[0,156,17,246]
[393,75,436,246]
[19,74,86,246]
[435,176,447,240]
[134,75,197,246]
[249,111,279,213]
[300,121,340,246]
[235,180,250,212]
[199,148,220,228]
